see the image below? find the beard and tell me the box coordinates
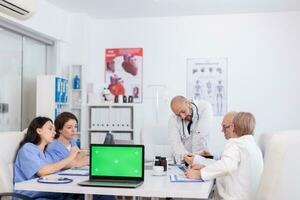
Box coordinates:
[185,115,192,121]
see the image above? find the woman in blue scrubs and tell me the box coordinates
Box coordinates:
[47,112,116,200]
[14,116,79,199]
[46,112,88,168]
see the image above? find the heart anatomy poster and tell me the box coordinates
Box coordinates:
[105,48,143,103]
[187,58,227,116]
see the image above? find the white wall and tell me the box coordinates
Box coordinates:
[2,2,300,154]
[88,11,300,154]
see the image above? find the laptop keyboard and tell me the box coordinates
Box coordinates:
[93,179,140,183]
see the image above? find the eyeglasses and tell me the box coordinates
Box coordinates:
[222,124,231,130]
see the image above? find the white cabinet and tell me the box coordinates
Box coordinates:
[88,104,137,145]
[36,75,69,120]
[69,65,87,148]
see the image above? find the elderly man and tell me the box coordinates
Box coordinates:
[168,95,213,156]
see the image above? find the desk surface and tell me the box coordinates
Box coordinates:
[15,166,214,199]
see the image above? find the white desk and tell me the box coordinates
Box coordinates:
[15,167,214,199]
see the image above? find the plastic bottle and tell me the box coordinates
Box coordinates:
[73,75,80,89]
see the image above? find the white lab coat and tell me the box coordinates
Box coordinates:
[168,100,213,155]
[200,135,264,200]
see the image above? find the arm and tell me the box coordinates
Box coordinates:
[192,101,213,153]
[168,116,189,155]
[63,151,88,168]
[37,146,78,177]
[70,154,89,168]
[200,143,240,181]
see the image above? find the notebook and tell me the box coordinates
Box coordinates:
[78,144,144,188]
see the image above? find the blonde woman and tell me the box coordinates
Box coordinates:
[186,112,264,200]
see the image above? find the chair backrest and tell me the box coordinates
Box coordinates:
[256,130,300,200]
[140,125,172,161]
[0,131,25,193]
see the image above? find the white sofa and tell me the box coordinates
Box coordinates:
[0,131,32,199]
[256,130,300,200]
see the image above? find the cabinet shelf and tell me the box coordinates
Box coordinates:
[69,64,86,148]
[88,129,134,132]
[88,103,135,107]
[55,102,69,105]
[71,107,81,110]
[88,104,135,145]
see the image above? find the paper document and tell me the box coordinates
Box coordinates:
[170,174,203,182]
[59,168,89,176]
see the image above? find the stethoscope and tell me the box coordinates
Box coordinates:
[180,102,200,140]
[37,177,73,184]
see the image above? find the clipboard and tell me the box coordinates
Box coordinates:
[170,174,203,182]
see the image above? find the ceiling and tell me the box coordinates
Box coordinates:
[46,0,300,19]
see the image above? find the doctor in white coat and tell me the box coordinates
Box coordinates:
[186,112,264,200]
[168,96,213,156]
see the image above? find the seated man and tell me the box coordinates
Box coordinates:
[185,112,264,200]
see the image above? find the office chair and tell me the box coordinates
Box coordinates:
[104,133,115,144]
[256,130,300,200]
[0,131,33,200]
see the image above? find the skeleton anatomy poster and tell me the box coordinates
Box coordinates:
[105,48,143,103]
[187,58,227,116]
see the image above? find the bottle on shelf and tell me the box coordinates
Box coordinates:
[73,75,80,89]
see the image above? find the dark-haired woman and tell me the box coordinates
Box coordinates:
[14,116,78,199]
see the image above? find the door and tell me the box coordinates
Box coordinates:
[0,28,22,131]
[22,37,47,129]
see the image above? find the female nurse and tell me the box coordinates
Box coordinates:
[46,112,88,168]
[14,116,79,199]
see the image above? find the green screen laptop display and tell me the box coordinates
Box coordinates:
[91,146,143,178]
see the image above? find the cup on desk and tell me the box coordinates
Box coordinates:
[152,165,164,175]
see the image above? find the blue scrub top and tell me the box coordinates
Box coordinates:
[46,139,77,162]
[14,143,64,199]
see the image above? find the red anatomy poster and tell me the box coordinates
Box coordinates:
[105,48,143,103]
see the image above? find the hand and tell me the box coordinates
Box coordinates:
[76,151,86,160]
[185,168,201,179]
[75,156,90,168]
[199,150,211,157]
[183,153,195,165]
[191,163,206,170]
[69,146,80,159]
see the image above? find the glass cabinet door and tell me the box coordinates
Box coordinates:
[22,37,47,129]
[0,28,22,131]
